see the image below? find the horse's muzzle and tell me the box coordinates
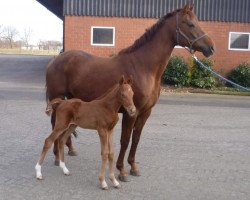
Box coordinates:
[202,45,215,57]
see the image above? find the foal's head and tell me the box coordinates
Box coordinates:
[118,76,136,117]
[175,4,215,57]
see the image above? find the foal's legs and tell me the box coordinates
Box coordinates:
[128,109,152,176]
[116,113,136,182]
[51,111,60,165]
[52,112,77,166]
[98,129,109,190]
[107,130,120,188]
[58,125,77,175]
[35,128,65,179]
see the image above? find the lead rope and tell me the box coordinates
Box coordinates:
[192,54,250,92]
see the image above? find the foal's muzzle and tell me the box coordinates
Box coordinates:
[126,105,136,117]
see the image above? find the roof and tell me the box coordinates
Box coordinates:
[37,0,250,23]
[36,0,63,20]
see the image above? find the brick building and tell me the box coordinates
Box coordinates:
[37,0,250,72]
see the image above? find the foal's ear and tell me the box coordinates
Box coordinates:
[119,75,125,85]
[127,75,133,86]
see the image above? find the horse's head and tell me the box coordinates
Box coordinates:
[175,4,215,57]
[118,75,136,117]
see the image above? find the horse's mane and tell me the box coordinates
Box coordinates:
[118,9,181,55]
[95,83,119,100]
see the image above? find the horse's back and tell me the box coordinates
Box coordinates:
[46,50,122,101]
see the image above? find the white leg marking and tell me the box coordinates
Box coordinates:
[101,180,108,190]
[59,161,70,175]
[109,176,121,188]
[35,163,42,180]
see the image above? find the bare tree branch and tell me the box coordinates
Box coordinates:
[21,27,33,49]
[3,26,19,48]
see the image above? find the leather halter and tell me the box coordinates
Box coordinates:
[176,12,207,54]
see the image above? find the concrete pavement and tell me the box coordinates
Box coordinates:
[0,54,250,200]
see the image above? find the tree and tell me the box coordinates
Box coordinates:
[3,26,19,48]
[38,40,62,51]
[21,28,33,49]
[0,25,3,39]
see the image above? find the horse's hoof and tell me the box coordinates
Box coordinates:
[102,186,108,190]
[54,160,60,166]
[64,171,70,176]
[130,170,141,176]
[68,150,78,156]
[101,181,108,190]
[36,175,43,180]
[118,175,130,182]
[114,183,121,189]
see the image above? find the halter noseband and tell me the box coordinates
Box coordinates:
[176,12,207,54]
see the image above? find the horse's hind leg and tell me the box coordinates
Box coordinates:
[58,125,77,176]
[52,107,77,167]
[66,136,77,156]
[35,129,64,180]
[51,111,60,166]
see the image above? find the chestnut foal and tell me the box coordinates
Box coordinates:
[35,76,136,190]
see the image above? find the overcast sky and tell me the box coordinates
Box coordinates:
[0,0,62,45]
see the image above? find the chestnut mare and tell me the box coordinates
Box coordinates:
[46,5,215,181]
[36,76,136,189]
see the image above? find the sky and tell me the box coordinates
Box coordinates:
[0,0,63,45]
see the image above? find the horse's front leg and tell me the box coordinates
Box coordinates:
[116,113,136,182]
[108,130,120,188]
[98,129,109,190]
[128,109,152,176]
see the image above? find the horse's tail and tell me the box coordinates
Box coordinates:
[45,98,63,116]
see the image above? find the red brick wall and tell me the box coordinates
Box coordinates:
[64,16,250,73]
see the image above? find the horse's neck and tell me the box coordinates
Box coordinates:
[125,16,176,81]
[101,86,121,113]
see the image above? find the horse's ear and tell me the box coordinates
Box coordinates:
[119,75,125,85]
[182,4,190,14]
[190,4,194,11]
[127,75,133,86]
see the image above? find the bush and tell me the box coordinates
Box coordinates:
[190,58,215,88]
[162,56,189,86]
[228,62,250,87]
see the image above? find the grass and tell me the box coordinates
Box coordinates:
[161,85,250,96]
[0,48,60,56]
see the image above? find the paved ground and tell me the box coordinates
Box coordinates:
[0,54,250,200]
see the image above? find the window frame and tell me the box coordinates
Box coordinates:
[228,32,250,51]
[91,26,115,47]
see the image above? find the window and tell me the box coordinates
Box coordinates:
[229,32,250,51]
[91,26,115,46]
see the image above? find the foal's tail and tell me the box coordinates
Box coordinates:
[45,98,63,116]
